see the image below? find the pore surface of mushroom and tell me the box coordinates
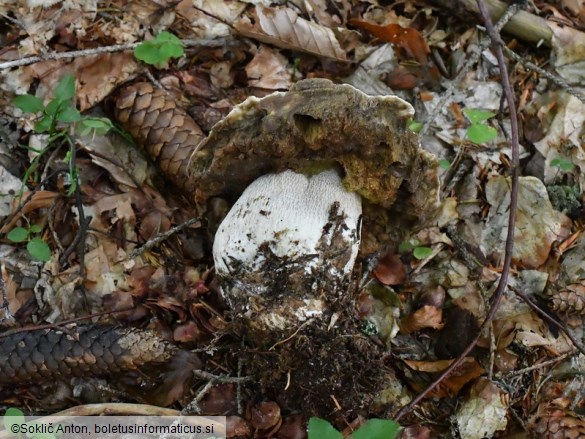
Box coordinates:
[213,169,362,333]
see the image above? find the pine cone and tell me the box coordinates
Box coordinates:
[551,281,585,315]
[531,406,585,439]
[114,82,205,193]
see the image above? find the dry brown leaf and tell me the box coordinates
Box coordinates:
[0,191,58,233]
[373,253,406,285]
[399,305,444,334]
[482,176,572,268]
[246,45,294,90]
[351,20,430,66]
[75,52,140,111]
[404,357,484,398]
[236,6,347,61]
[456,378,508,439]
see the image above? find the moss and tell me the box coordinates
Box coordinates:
[547,184,581,217]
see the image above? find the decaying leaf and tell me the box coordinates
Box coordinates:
[404,357,484,398]
[245,44,294,90]
[351,20,430,66]
[550,23,585,84]
[399,305,444,334]
[0,165,24,217]
[373,253,406,285]
[533,92,585,189]
[456,378,508,439]
[481,176,571,268]
[236,6,347,61]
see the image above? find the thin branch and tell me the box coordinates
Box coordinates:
[502,46,585,104]
[504,351,572,378]
[130,216,200,258]
[420,1,522,137]
[512,287,585,357]
[0,43,139,70]
[395,0,521,421]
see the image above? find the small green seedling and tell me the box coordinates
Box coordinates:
[13,74,81,134]
[408,119,423,133]
[134,31,184,68]
[77,116,114,137]
[3,407,57,439]
[307,417,400,439]
[412,246,433,260]
[7,225,51,262]
[438,158,450,170]
[12,74,114,197]
[399,238,433,260]
[463,108,497,144]
[550,156,574,171]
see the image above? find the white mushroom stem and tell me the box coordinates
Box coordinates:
[213,169,362,332]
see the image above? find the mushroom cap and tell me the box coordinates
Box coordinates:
[188,79,438,216]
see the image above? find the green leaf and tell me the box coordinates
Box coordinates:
[78,117,114,136]
[408,119,423,133]
[438,159,450,170]
[7,227,29,242]
[34,116,53,133]
[56,106,81,123]
[4,407,25,439]
[463,108,495,124]
[54,74,76,101]
[13,94,45,113]
[134,31,184,68]
[29,224,43,234]
[399,238,420,253]
[4,407,25,419]
[466,123,497,144]
[307,418,342,439]
[351,419,401,439]
[27,238,51,262]
[44,99,62,117]
[413,246,433,260]
[550,157,574,171]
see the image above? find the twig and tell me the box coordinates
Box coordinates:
[502,46,585,104]
[269,318,314,350]
[504,351,572,378]
[130,216,200,258]
[69,137,89,279]
[512,287,585,357]
[395,0,521,421]
[181,380,215,415]
[0,43,139,70]
[191,369,252,383]
[420,1,522,137]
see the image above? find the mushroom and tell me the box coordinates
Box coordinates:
[114,78,440,415]
[213,169,362,337]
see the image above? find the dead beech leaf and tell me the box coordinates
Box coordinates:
[399,305,444,333]
[456,378,508,439]
[373,253,406,285]
[482,176,572,268]
[404,357,484,398]
[236,6,347,61]
[75,52,139,111]
[351,20,430,66]
[246,45,294,90]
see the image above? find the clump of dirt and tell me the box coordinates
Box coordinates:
[228,296,389,418]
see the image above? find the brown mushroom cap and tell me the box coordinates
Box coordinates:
[188,78,438,215]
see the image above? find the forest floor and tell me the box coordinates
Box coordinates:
[2,0,585,438]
